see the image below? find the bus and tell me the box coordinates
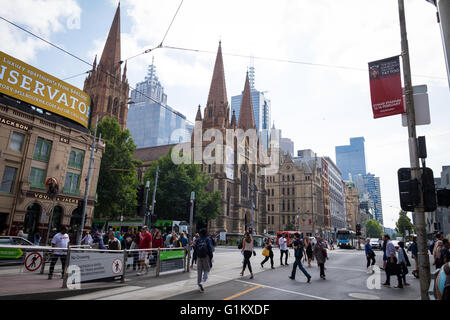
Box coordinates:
[336,229,357,249]
[276,231,303,247]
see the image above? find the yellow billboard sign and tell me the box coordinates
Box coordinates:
[0,51,90,128]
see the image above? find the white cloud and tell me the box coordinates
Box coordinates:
[0,0,81,62]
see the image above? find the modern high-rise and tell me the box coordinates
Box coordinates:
[354,173,383,225]
[231,66,271,147]
[127,58,190,148]
[335,137,367,181]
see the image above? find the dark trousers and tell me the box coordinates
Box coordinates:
[291,257,310,279]
[261,252,274,267]
[242,251,253,273]
[385,259,402,286]
[49,254,67,276]
[280,250,288,265]
[366,255,376,268]
[318,263,325,278]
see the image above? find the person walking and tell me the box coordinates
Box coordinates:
[48,226,70,280]
[81,231,93,246]
[179,232,188,248]
[440,239,450,264]
[279,233,289,266]
[137,226,152,276]
[433,239,444,269]
[397,241,411,286]
[33,232,41,246]
[304,236,314,267]
[313,235,328,280]
[240,232,254,279]
[365,238,376,273]
[410,236,419,278]
[261,238,275,269]
[190,233,200,269]
[382,234,403,288]
[381,235,388,271]
[195,229,214,292]
[289,233,311,283]
[107,232,121,250]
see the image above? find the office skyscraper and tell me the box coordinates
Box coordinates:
[127,58,189,148]
[335,137,367,181]
[231,65,271,148]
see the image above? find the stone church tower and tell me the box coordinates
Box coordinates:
[83,3,129,130]
[194,42,267,236]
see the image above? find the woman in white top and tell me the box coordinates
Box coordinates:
[240,232,254,279]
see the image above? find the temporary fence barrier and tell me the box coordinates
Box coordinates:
[0,245,189,293]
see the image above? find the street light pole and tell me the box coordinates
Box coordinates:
[77,117,100,246]
[398,0,430,300]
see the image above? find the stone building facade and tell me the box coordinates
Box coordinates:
[265,153,324,236]
[345,181,360,232]
[0,94,104,243]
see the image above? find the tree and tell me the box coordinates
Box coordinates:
[94,117,141,219]
[143,149,222,227]
[365,219,383,238]
[395,210,415,238]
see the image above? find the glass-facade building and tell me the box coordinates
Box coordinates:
[335,137,367,181]
[231,66,271,148]
[127,60,189,148]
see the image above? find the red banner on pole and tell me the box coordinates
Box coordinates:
[368,56,404,119]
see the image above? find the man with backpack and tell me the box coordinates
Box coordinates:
[289,233,311,283]
[195,229,214,292]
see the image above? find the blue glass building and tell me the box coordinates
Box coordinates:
[127,59,189,148]
[335,137,367,181]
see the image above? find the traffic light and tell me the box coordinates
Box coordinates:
[437,189,450,207]
[356,224,361,236]
[398,168,420,211]
[421,167,437,212]
[136,185,144,216]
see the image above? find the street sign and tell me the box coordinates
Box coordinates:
[24,252,43,272]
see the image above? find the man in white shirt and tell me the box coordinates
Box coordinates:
[48,226,70,280]
[279,233,289,266]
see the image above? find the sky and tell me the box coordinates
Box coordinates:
[0,0,449,229]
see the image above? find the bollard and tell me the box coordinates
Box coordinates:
[121,249,127,283]
[156,248,161,277]
[62,247,71,289]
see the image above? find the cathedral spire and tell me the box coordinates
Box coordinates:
[195,105,202,121]
[98,3,121,75]
[238,72,256,131]
[206,41,228,109]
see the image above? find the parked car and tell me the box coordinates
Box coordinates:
[370,238,381,250]
[0,236,36,266]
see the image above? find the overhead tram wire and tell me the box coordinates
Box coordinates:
[121,0,184,63]
[0,15,195,126]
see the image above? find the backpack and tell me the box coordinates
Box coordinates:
[196,239,209,258]
[295,241,304,258]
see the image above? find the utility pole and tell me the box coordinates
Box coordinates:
[142,180,150,226]
[77,117,100,246]
[250,183,256,235]
[149,166,159,230]
[398,0,430,300]
[189,191,195,239]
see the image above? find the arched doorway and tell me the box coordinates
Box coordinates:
[24,203,41,242]
[48,206,63,240]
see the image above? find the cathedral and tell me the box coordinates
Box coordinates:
[191,42,267,236]
[83,3,129,131]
